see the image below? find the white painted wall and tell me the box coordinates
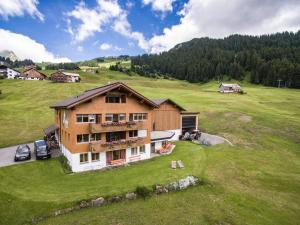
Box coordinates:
[126,143,151,162]
[61,143,151,173]
[166,129,182,141]
[61,144,107,172]
[138,129,147,138]
[6,68,20,79]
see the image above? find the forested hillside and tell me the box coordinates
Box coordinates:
[132,31,300,88]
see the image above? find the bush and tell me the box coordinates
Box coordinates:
[58,156,72,173]
[135,186,152,199]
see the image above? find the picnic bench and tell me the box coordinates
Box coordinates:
[171,160,177,169]
[177,160,185,168]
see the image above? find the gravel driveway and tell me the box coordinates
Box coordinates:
[0,143,61,168]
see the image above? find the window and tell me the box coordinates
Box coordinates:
[68,133,70,142]
[80,153,88,163]
[106,94,126,103]
[76,114,95,123]
[77,134,89,143]
[119,113,126,121]
[105,113,126,122]
[129,130,138,138]
[129,113,147,121]
[90,133,101,142]
[140,145,146,154]
[91,153,100,161]
[131,147,138,155]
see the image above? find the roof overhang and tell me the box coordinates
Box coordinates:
[50,82,159,109]
[152,98,186,111]
[151,131,175,141]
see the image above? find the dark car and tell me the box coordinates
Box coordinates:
[14,145,31,161]
[34,140,51,159]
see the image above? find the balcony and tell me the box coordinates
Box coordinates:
[89,121,144,133]
[90,137,145,152]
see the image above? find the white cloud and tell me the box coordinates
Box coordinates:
[0,29,71,63]
[66,0,123,42]
[100,43,112,50]
[148,0,300,53]
[99,43,123,51]
[77,46,84,52]
[66,0,149,50]
[0,0,44,21]
[142,0,175,12]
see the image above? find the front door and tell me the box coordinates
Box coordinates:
[151,142,155,153]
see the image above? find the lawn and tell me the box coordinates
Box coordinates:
[0,69,299,225]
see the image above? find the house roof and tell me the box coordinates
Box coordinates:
[50,82,159,109]
[23,68,47,78]
[152,98,186,111]
[219,83,241,88]
[44,124,59,136]
[62,72,80,77]
[151,131,175,141]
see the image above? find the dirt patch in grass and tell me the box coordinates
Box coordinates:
[238,115,252,123]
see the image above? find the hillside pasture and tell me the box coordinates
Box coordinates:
[0,69,299,225]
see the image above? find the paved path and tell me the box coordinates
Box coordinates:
[0,143,61,168]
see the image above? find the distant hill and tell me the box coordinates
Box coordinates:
[0,50,19,62]
[132,31,300,88]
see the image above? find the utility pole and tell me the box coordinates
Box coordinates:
[277,79,282,88]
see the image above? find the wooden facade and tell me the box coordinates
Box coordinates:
[152,101,182,131]
[23,68,47,80]
[55,92,153,154]
[51,71,72,82]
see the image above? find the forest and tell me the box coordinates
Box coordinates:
[131,31,300,88]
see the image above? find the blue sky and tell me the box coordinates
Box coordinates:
[0,0,299,62]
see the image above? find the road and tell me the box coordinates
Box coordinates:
[0,143,61,168]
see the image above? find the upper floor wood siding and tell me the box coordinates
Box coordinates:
[152,101,181,131]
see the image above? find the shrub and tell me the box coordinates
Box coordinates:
[135,186,152,199]
[58,156,72,174]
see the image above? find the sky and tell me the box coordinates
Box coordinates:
[0,0,299,63]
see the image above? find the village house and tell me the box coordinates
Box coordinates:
[49,82,198,172]
[50,71,80,82]
[21,67,47,80]
[219,83,241,93]
[0,65,20,79]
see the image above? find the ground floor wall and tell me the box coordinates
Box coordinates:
[60,143,151,173]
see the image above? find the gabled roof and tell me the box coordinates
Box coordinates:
[50,82,159,109]
[152,98,186,111]
[62,72,80,77]
[23,68,47,78]
[219,83,241,88]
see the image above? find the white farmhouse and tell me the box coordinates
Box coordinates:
[219,83,241,93]
[62,72,80,82]
[0,65,20,79]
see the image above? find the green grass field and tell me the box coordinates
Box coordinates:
[0,69,299,225]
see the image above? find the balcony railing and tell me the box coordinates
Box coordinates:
[90,137,145,152]
[90,121,144,133]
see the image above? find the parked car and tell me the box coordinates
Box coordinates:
[14,145,31,161]
[34,140,51,159]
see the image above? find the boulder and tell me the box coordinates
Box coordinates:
[166,176,200,191]
[125,192,137,200]
[154,185,168,194]
[110,196,122,203]
[91,197,105,207]
[79,200,89,208]
[182,132,190,140]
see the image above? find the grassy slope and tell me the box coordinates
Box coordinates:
[0,69,299,225]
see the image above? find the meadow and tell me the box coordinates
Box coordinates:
[0,69,299,225]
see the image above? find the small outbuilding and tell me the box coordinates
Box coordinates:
[51,71,80,83]
[219,83,241,93]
